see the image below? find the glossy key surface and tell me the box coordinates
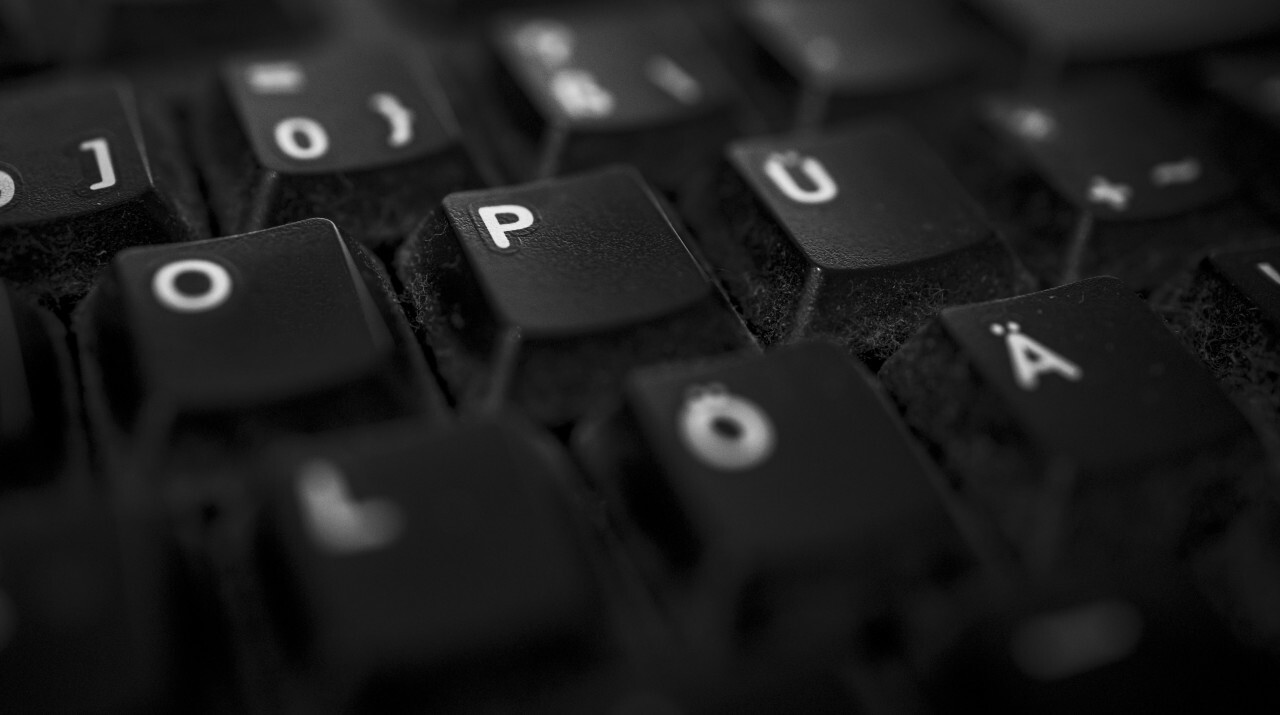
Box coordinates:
[488,7,742,187]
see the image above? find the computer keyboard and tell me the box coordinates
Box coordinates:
[3,0,1280,712]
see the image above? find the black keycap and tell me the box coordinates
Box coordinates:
[196,43,482,251]
[925,567,1280,714]
[258,419,605,711]
[1158,240,1280,434]
[0,281,81,489]
[574,343,971,648]
[0,77,207,313]
[397,165,752,427]
[75,218,446,474]
[734,0,990,129]
[880,277,1267,566]
[484,7,745,190]
[0,507,188,713]
[686,121,1022,365]
[964,80,1272,291]
[969,0,1280,64]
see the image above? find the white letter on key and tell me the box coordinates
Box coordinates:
[477,204,535,250]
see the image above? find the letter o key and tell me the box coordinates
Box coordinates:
[153,259,233,313]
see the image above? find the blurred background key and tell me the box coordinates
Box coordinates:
[732,0,997,131]
[958,79,1273,292]
[197,42,483,253]
[483,6,749,192]
[258,419,608,712]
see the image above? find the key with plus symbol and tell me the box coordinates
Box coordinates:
[881,276,1269,569]
[961,79,1272,291]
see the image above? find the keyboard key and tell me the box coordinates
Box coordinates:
[1158,241,1280,433]
[0,507,188,713]
[0,281,81,489]
[397,166,752,427]
[969,0,1280,64]
[686,121,1023,365]
[197,43,482,250]
[965,80,1271,291]
[75,218,446,473]
[0,77,207,313]
[880,277,1268,566]
[925,567,1280,713]
[485,7,745,190]
[258,418,606,710]
[735,0,989,129]
[574,343,971,648]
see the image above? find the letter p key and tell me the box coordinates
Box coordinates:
[478,204,535,251]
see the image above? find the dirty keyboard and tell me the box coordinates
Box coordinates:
[4,0,1280,712]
